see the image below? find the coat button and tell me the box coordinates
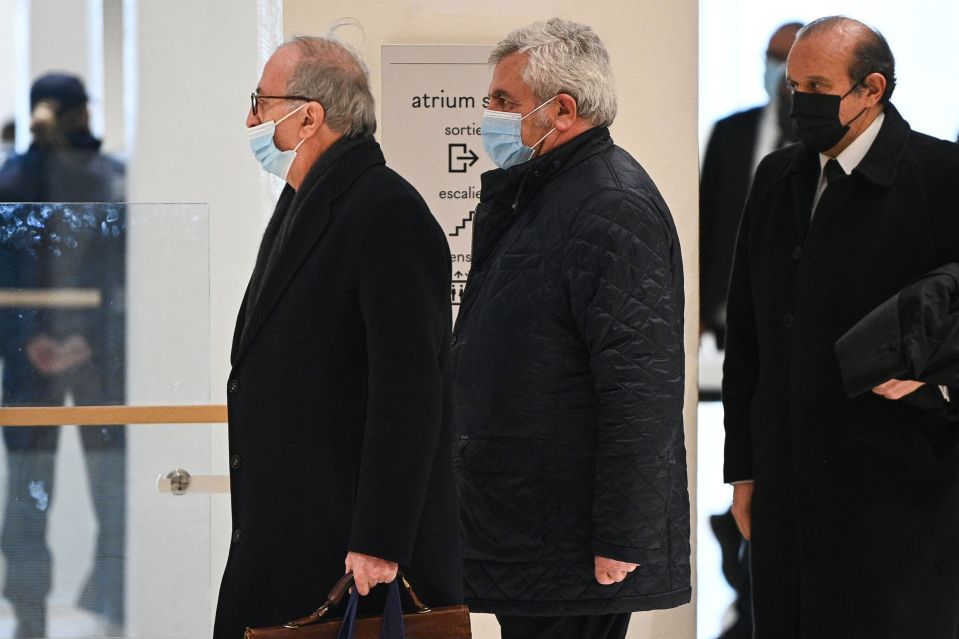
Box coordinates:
[232,529,242,543]
[783,313,795,328]
[228,379,240,394]
[791,246,802,261]
[230,454,242,470]
[451,335,458,345]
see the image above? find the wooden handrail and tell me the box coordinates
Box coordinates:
[0,288,102,308]
[0,405,227,426]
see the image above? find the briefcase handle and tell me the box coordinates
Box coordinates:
[283,571,431,629]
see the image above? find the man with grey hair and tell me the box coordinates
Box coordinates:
[213,36,461,637]
[724,15,959,638]
[452,18,690,639]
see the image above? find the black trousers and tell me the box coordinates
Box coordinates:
[2,361,126,631]
[496,613,632,639]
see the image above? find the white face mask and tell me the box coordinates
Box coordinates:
[246,102,307,181]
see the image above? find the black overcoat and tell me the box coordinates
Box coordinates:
[452,128,690,616]
[700,106,762,341]
[213,138,462,638]
[723,104,959,638]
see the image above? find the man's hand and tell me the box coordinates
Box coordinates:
[26,334,92,375]
[345,551,398,596]
[872,379,924,400]
[731,482,753,540]
[594,555,638,585]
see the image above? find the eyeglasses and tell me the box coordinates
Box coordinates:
[250,92,316,116]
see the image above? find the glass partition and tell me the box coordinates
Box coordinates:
[0,202,212,639]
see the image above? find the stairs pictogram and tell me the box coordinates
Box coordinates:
[449,210,475,237]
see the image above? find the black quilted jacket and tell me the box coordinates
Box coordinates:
[451,127,690,616]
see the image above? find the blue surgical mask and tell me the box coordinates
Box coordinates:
[764,57,787,100]
[247,102,307,180]
[481,97,557,169]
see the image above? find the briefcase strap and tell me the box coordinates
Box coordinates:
[284,571,430,629]
[399,575,431,614]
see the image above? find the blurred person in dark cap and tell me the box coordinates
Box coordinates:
[0,71,126,638]
[1,72,123,199]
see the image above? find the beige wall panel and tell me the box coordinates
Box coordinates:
[283,2,698,638]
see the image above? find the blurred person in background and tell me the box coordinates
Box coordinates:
[700,21,801,348]
[699,21,801,639]
[0,72,126,638]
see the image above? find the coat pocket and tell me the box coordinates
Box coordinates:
[458,436,550,561]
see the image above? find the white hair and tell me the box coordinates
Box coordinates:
[279,35,376,137]
[490,18,617,127]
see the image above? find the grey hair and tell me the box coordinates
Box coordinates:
[797,16,896,104]
[279,35,376,137]
[490,18,617,127]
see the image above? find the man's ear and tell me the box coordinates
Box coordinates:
[552,93,578,132]
[299,101,326,138]
[862,72,886,106]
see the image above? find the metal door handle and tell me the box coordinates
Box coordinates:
[157,469,230,494]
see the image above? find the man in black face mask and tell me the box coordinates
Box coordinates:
[723,15,959,639]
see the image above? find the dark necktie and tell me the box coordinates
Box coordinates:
[823,158,845,189]
[812,159,846,220]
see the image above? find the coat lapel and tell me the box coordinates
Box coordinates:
[778,103,911,245]
[230,186,296,364]
[232,138,385,364]
[848,103,909,189]
[230,285,249,364]
[784,147,819,243]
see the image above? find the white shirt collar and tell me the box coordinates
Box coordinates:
[818,110,885,175]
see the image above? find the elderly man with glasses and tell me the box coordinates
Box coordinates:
[212,36,462,638]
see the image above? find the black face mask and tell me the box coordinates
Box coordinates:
[789,81,868,152]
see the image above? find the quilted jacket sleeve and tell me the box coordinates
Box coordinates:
[563,189,685,564]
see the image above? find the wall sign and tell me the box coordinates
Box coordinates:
[380,45,494,318]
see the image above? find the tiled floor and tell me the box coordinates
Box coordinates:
[0,602,120,639]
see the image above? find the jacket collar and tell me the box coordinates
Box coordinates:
[231,136,384,364]
[27,130,102,154]
[849,103,910,187]
[469,127,613,269]
[479,126,613,204]
[777,102,911,187]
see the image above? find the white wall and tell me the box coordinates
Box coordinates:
[0,0,16,137]
[283,2,700,637]
[122,0,278,632]
[2,1,125,154]
[101,0,125,156]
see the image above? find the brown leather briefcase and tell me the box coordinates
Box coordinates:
[244,572,471,639]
